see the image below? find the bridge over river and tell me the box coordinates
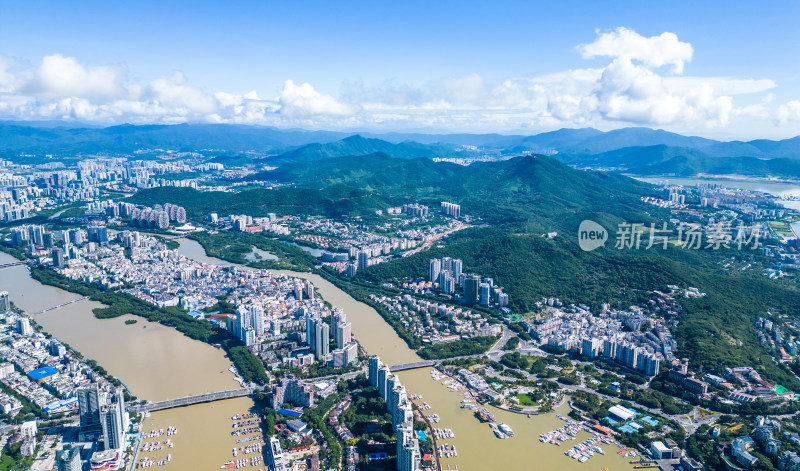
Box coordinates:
[123,336,513,414]
[389,360,438,372]
[0,261,26,270]
[128,387,261,413]
[125,361,440,413]
[29,296,91,315]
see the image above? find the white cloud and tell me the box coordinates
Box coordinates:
[776,101,800,123]
[0,55,23,93]
[0,28,797,137]
[149,71,218,115]
[278,80,355,118]
[24,54,128,100]
[578,27,693,74]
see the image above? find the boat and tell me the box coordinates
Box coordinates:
[491,423,507,439]
[498,423,514,437]
[475,408,495,423]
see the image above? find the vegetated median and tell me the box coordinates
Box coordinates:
[29,265,268,384]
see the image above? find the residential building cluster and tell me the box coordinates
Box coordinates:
[422,257,509,308]
[531,301,674,378]
[756,316,799,362]
[440,201,461,218]
[0,292,115,416]
[386,203,429,217]
[0,156,229,225]
[0,290,130,469]
[36,227,359,374]
[227,213,290,235]
[129,202,187,228]
[369,293,501,345]
[722,416,800,470]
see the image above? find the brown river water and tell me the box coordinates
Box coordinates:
[0,240,635,471]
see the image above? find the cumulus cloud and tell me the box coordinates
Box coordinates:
[578,27,693,74]
[149,71,218,115]
[0,28,796,135]
[776,101,800,123]
[24,54,128,100]
[0,53,360,127]
[278,80,355,118]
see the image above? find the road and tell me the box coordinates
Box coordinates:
[488,326,512,354]
[402,221,471,257]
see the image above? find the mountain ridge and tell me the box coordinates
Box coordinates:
[2,121,800,160]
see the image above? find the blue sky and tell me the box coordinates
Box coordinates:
[0,0,798,139]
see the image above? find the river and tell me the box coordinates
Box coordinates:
[0,239,636,471]
[178,239,636,471]
[0,251,257,471]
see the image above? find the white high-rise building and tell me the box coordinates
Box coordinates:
[0,291,9,312]
[101,405,123,451]
[314,321,330,360]
[452,259,463,282]
[268,436,286,471]
[335,321,351,348]
[271,319,281,337]
[250,305,265,336]
[368,356,382,388]
[20,420,37,439]
[16,317,32,336]
[305,314,316,351]
[78,386,102,430]
[357,251,369,271]
[429,259,441,283]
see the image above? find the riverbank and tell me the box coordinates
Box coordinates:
[175,238,638,470]
[25,260,267,385]
[0,250,257,471]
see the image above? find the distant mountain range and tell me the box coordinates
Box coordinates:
[268,135,479,164]
[557,144,800,178]
[3,121,800,178]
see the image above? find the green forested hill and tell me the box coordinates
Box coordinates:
[130,152,800,385]
[358,225,800,388]
[128,184,394,219]
[261,153,658,227]
[269,135,475,163]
